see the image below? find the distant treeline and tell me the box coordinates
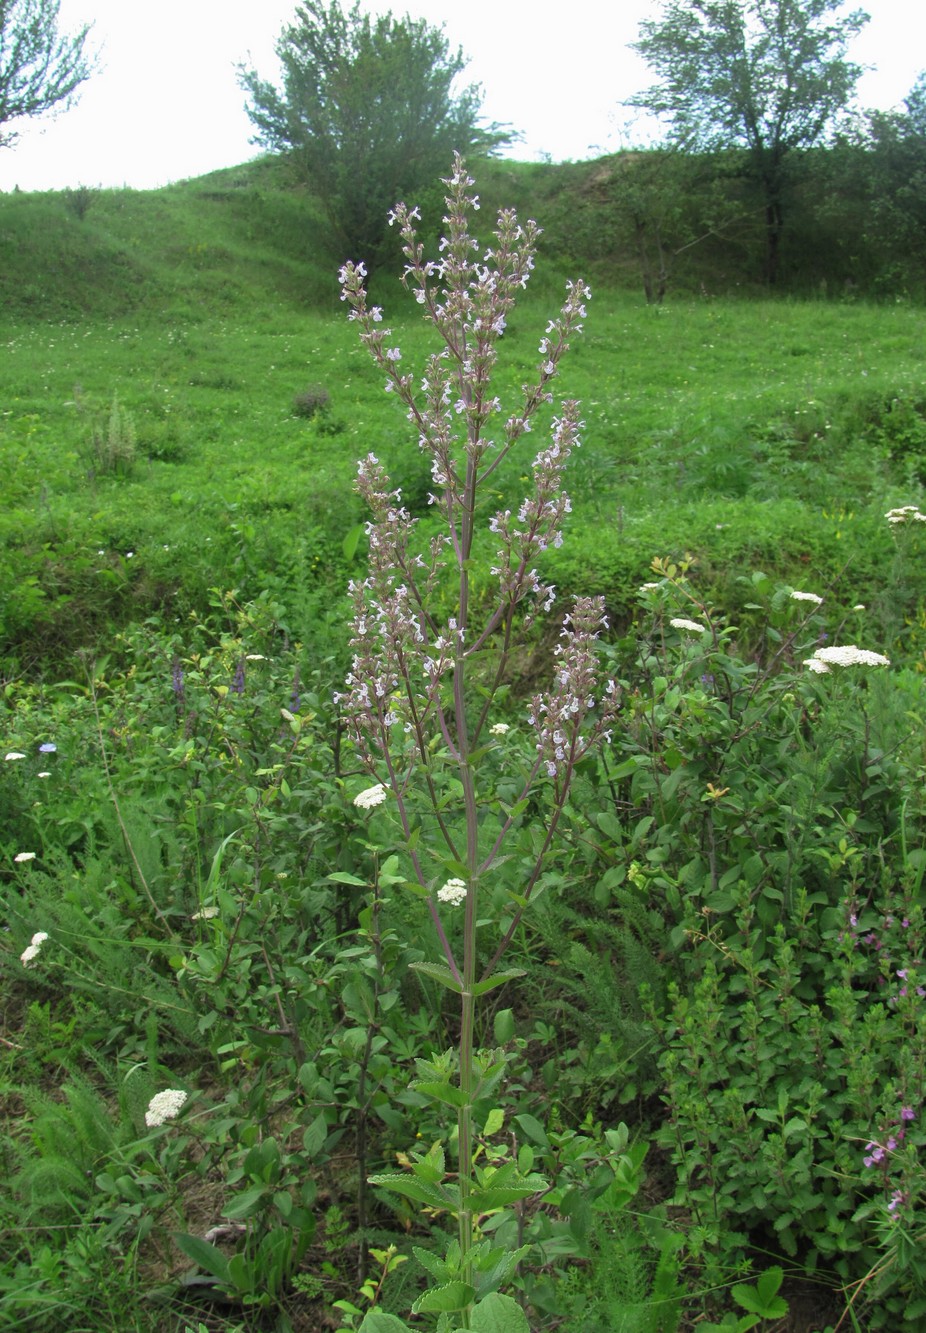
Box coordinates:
[523,130,926,301]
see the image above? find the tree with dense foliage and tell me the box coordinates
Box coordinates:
[864,72,926,264]
[238,1,512,268]
[629,0,868,283]
[0,0,94,148]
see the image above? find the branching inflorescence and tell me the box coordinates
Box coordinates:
[335,158,617,1314]
[337,155,616,910]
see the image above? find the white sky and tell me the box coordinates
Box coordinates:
[0,0,920,192]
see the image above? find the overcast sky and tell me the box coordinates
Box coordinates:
[0,0,920,193]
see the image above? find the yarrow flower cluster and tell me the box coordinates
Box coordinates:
[489,722,510,736]
[803,644,891,673]
[670,617,708,635]
[790,589,823,605]
[145,1088,188,1128]
[437,878,468,907]
[354,783,387,810]
[885,505,926,524]
[4,751,25,761]
[20,932,48,967]
[14,851,36,863]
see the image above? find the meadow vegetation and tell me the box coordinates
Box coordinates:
[1,153,926,1332]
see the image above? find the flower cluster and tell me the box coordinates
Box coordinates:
[670,617,708,635]
[790,589,823,605]
[803,644,891,673]
[20,931,48,967]
[528,597,618,781]
[353,783,387,810]
[145,1088,188,1128]
[885,505,926,524]
[437,878,467,907]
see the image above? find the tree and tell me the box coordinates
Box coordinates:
[629,0,868,283]
[238,1,512,267]
[0,0,94,149]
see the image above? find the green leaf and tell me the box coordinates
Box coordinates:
[470,1292,532,1332]
[326,871,369,886]
[173,1233,231,1285]
[303,1110,329,1156]
[412,1079,469,1108]
[358,1315,413,1333]
[410,961,463,994]
[483,1108,505,1137]
[513,1113,549,1148]
[343,523,365,561]
[223,1184,268,1220]
[413,1140,446,1183]
[471,968,525,997]
[412,1281,476,1314]
[368,1172,450,1209]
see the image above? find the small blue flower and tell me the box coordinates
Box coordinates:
[38,743,57,754]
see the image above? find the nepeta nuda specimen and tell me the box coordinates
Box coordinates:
[336,157,616,1316]
[337,155,616,912]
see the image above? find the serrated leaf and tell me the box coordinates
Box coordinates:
[413,1245,452,1283]
[410,961,463,993]
[411,1079,469,1108]
[470,1291,532,1332]
[368,1172,449,1209]
[413,1140,446,1183]
[411,1281,476,1313]
[358,1314,414,1332]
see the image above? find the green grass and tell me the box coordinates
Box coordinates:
[2,245,924,673]
[2,158,926,1333]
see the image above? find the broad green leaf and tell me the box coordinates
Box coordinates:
[173,1233,231,1285]
[368,1172,449,1209]
[514,1113,549,1148]
[358,1314,414,1333]
[222,1184,268,1220]
[410,961,463,994]
[470,1292,532,1332]
[412,1281,476,1314]
[411,1079,469,1108]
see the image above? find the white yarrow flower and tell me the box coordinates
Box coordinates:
[20,931,49,966]
[191,905,220,921]
[489,723,510,736]
[437,877,468,907]
[145,1089,188,1128]
[4,752,26,761]
[812,644,890,668]
[790,590,823,605]
[354,783,387,810]
[670,617,707,635]
[803,657,831,674]
[14,851,36,862]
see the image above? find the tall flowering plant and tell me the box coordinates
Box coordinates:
[336,157,617,1329]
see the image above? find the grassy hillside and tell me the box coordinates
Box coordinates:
[1,155,925,678]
